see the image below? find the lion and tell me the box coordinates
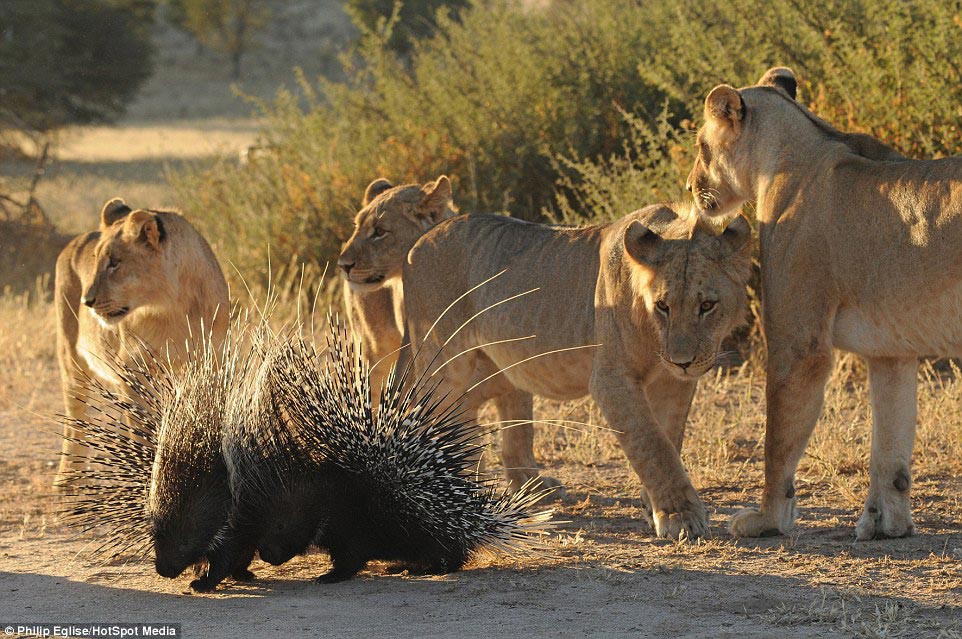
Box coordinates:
[685,66,960,540]
[337,177,563,494]
[54,198,229,487]
[338,177,434,396]
[397,203,752,538]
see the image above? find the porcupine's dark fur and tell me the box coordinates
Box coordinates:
[56,328,257,592]
[228,315,554,583]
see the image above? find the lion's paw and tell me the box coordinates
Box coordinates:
[728,506,793,538]
[652,494,708,540]
[855,501,915,541]
[508,473,566,502]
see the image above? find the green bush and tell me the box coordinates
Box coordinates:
[550,107,690,226]
[0,0,155,132]
[173,0,962,285]
[173,0,677,279]
[637,0,962,158]
[345,0,470,55]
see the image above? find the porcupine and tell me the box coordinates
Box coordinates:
[227,315,554,583]
[55,326,258,592]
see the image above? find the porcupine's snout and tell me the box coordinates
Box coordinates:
[257,541,298,566]
[153,534,197,579]
[154,555,189,578]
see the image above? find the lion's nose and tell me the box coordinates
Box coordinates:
[81,295,96,308]
[338,258,354,276]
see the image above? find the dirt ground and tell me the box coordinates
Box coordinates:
[1,363,960,638]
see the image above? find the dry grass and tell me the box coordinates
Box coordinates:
[1,282,960,634]
[0,282,58,411]
[0,121,259,236]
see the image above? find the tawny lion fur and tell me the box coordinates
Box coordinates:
[337,177,451,396]
[398,204,751,539]
[54,198,229,486]
[687,66,955,540]
[338,176,562,493]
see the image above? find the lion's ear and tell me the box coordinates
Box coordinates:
[123,209,163,249]
[417,175,453,223]
[705,85,744,132]
[100,197,131,228]
[624,220,663,265]
[757,66,797,100]
[362,178,393,206]
[718,215,752,255]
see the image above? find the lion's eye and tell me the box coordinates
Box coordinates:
[370,227,388,240]
[700,141,712,163]
[107,257,120,272]
[700,300,717,314]
[655,300,669,314]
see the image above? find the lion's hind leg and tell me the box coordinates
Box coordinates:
[54,369,92,489]
[855,356,917,540]
[495,389,565,500]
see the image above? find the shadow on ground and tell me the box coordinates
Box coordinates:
[4,557,957,639]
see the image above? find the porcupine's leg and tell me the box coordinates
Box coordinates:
[408,554,467,575]
[386,551,466,576]
[229,544,258,582]
[315,549,367,584]
[190,536,247,592]
[313,524,368,583]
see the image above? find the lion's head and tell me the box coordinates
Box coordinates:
[623,204,752,379]
[80,198,174,326]
[687,66,905,219]
[686,67,799,217]
[337,176,456,292]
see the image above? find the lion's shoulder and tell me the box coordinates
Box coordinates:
[57,230,100,272]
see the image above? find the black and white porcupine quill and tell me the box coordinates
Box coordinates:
[229,314,554,583]
[55,326,258,591]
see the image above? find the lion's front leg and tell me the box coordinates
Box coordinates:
[590,365,707,540]
[855,356,917,541]
[636,374,697,528]
[729,341,833,538]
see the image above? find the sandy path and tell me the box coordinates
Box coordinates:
[0,539,838,639]
[1,289,960,639]
[1,387,959,638]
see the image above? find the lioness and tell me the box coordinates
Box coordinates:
[54,198,229,486]
[686,66,956,540]
[399,204,752,538]
[338,176,559,493]
[339,178,422,396]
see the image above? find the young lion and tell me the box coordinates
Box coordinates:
[686,67,957,540]
[54,198,229,487]
[338,176,560,494]
[399,204,751,539]
[339,178,423,396]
